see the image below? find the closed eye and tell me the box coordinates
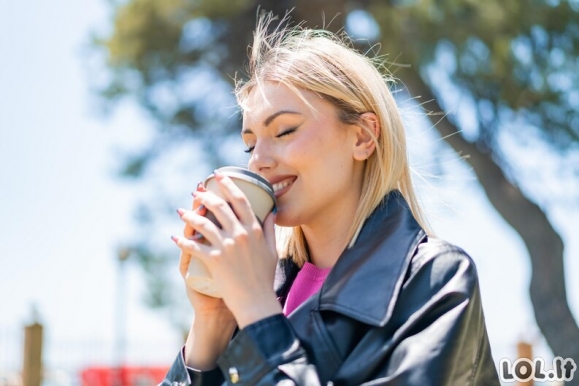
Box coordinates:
[244,127,297,154]
[277,127,296,138]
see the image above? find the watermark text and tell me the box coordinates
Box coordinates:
[499,357,576,383]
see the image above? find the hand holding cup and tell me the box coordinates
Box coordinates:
[175,167,277,298]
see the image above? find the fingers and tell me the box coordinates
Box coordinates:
[195,180,207,195]
[184,204,207,239]
[173,234,213,263]
[174,174,273,271]
[189,172,261,237]
[193,191,248,234]
[177,208,221,246]
[212,171,257,225]
[185,182,208,238]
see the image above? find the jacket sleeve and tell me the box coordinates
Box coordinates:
[159,347,225,386]
[333,243,499,385]
[216,314,322,385]
[159,315,323,386]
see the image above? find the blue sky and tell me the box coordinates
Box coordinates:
[0,0,577,380]
[0,0,181,370]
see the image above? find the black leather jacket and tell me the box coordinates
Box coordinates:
[161,191,500,385]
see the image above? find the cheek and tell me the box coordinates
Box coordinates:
[284,127,353,176]
[283,135,318,164]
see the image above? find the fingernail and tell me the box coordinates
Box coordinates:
[176,208,186,216]
[196,181,203,189]
[191,233,204,240]
[213,169,223,179]
[196,204,205,212]
[171,235,178,242]
[272,206,277,214]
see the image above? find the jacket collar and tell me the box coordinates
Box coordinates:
[316,190,425,327]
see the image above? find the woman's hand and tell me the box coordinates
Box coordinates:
[173,171,282,329]
[174,182,237,369]
[176,183,233,317]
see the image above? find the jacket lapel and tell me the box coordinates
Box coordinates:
[317,191,425,327]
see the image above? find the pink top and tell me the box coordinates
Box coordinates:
[283,262,331,316]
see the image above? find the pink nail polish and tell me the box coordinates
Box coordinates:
[176,208,186,216]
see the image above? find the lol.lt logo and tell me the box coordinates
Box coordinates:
[499,357,576,383]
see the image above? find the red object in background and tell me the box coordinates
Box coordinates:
[80,366,169,386]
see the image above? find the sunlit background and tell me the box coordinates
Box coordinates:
[1,0,578,385]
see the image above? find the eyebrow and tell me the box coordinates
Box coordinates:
[242,110,301,135]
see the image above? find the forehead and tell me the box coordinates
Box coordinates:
[242,82,320,124]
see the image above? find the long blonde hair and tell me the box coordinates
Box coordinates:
[236,13,431,267]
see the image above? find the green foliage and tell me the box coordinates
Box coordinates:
[103,0,254,97]
[96,0,579,335]
[107,0,185,82]
[100,0,579,168]
[371,0,579,148]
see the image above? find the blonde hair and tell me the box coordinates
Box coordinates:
[236,13,431,267]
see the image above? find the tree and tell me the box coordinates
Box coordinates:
[96,0,579,377]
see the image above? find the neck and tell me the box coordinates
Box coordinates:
[301,189,361,269]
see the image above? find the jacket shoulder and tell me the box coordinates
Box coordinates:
[407,236,480,294]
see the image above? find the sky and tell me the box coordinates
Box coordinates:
[0,0,182,373]
[0,0,578,383]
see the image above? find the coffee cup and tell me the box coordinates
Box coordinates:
[185,166,276,297]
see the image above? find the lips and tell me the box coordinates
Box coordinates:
[268,176,297,197]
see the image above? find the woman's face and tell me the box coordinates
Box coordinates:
[242,82,365,228]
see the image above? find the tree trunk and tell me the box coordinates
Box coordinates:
[403,74,579,384]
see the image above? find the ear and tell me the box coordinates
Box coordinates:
[352,112,380,161]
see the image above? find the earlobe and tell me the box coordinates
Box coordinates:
[353,112,380,161]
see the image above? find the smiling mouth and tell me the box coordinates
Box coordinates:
[272,177,296,195]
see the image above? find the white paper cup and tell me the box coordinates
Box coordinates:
[185,167,276,298]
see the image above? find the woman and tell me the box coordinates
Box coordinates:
[164,13,500,386]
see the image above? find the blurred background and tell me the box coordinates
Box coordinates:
[1,0,578,385]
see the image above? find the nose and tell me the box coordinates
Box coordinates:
[248,140,277,173]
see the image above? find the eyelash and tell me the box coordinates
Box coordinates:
[244,128,296,154]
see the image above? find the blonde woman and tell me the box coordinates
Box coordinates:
[165,13,500,386]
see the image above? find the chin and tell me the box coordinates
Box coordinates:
[274,216,293,228]
[273,210,301,228]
